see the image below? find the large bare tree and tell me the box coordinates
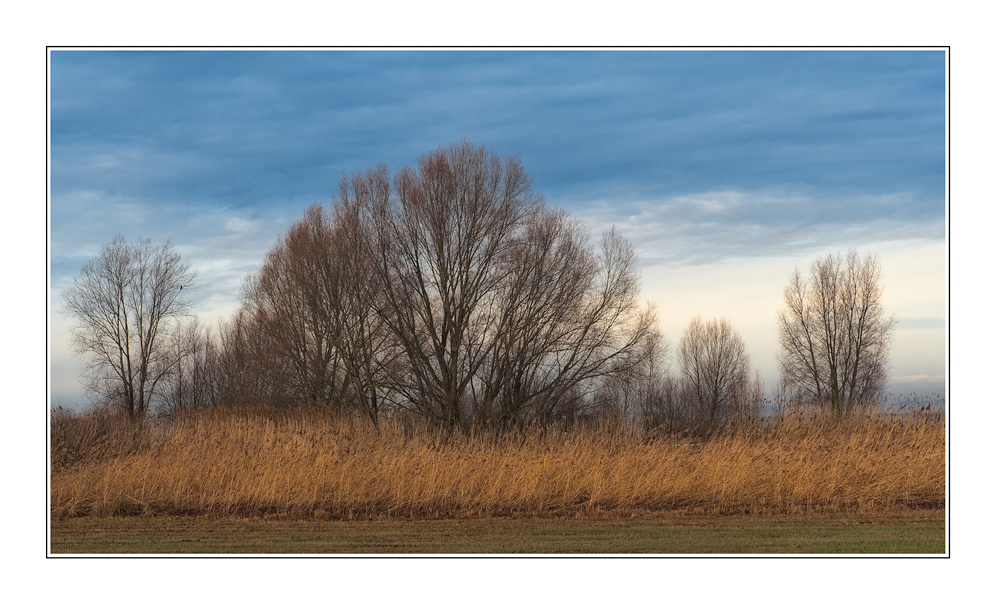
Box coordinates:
[221,142,658,430]
[777,250,896,417]
[339,143,541,429]
[63,236,196,421]
[338,141,657,429]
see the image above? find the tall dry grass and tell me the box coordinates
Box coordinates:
[50,405,945,519]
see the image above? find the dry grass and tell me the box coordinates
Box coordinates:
[50,406,945,519]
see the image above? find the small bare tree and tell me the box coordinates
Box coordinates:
[593,325,670,427]
[156,318,212,416]
[677,316,751,425]
[777,250,895,417]
[63,236,196,421]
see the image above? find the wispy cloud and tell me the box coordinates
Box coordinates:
[577,189,945,266]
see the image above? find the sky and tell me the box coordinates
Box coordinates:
[48,49,948,409]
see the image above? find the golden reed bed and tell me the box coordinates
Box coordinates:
[50,406,945,519]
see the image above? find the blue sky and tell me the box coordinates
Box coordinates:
[49,49,948,408]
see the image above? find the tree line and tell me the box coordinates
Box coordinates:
[62,142,895,431]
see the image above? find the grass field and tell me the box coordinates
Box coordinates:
[50,511,945,554]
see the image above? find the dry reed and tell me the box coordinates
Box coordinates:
[50,406,945,519]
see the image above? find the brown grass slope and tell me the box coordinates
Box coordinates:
[50,407,945,519]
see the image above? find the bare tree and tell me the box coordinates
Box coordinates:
[476,219,659,427]
[156,318,211,416]
[207,142,657,431]
[341,142,541,430]
[242,208,349,410]
[237,203,398,425]
[209,309,279,408]
[322,201,399,427]
[593,325,670,426]
[677,316,751,425]
[338,142,658,430]
[63,236,196,421]
[777,250,896,417]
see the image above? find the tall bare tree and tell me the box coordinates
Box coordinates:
[677,316,751,425]
[341,142,541,429]
[777,250,896,417]
[339,142,657,430]
[63,236,196,421]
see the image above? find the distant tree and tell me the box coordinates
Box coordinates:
[677,316,751,425]
[63,236,196,421]
[156,318,211,416]
[594,325,670,426]
[777,250,896,417]
[627,332,690,432]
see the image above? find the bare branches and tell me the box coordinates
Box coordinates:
[63,157,900,435]
[62,237,196,421]
[678,317,752,424]
[777,251,896,417]
[325,142,658,430]
[61,144,661,432]
[340,142,544,429]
